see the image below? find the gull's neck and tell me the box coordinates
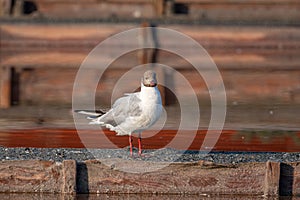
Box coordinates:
[140,82,158,98]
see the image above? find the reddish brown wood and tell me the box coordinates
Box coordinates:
[0,129,299,152]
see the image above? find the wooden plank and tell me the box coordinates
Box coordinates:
[175,0,300,4]
[1,24,300,69]
[37,0,154,3]
[84,160,266,194]
[2,159,300,195]
[171,0,300,23]
[0,160,63,193]
[35,0,155,19]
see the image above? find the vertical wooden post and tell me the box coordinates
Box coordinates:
[0,0,12,16]
[0,66,11,108]
[153,0,164,17]
[264,161,280,196]
[13,0,23,17]
[165,0,173,17]
[10,67,20,105]
[62,160,77,194]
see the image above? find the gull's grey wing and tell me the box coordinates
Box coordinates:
[99,92,142,126]
[111,92,142,124]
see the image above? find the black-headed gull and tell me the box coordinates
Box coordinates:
[77,70,162,156]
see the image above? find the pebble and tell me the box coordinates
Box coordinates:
[0,147,299,164]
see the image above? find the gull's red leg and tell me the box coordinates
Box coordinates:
[138,134,142,156]
[129,135,133,156]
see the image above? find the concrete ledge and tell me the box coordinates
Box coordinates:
[0,159,299,196]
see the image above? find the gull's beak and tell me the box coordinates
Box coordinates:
[150,81,156,87]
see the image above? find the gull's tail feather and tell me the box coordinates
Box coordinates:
[74,109,107,118]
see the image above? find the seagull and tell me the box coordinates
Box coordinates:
[76,70,162,156]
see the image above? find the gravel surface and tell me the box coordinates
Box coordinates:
[1,147,300,164]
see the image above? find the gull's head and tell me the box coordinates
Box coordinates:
[142,70,157,87]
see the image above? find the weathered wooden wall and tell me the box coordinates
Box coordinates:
[185,0,300,23]
[0,160,299,196]
[0,0,163,19]
[1,0,300,24]
[1,23,300,107]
